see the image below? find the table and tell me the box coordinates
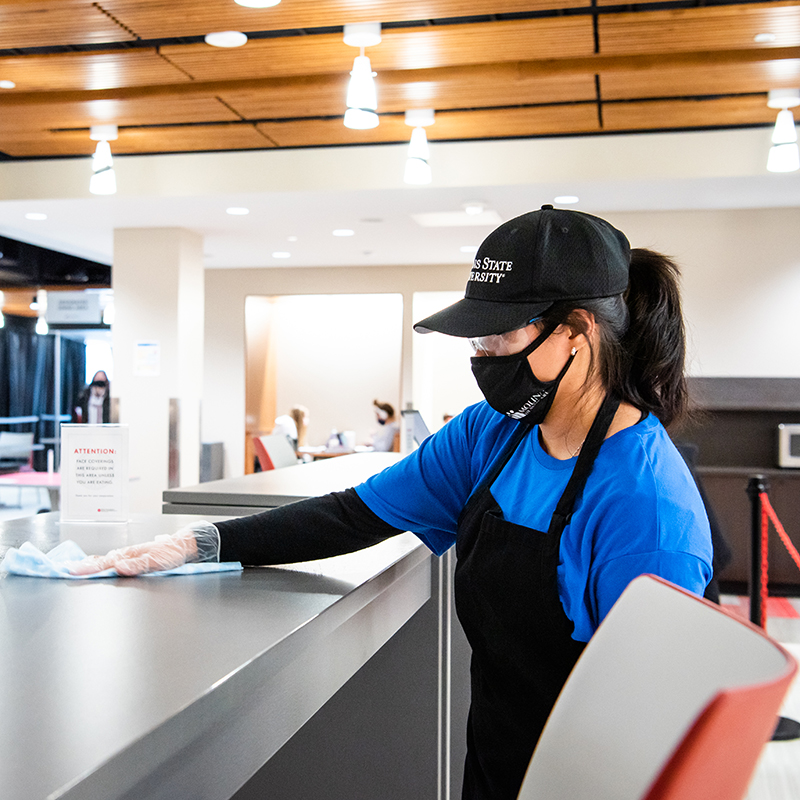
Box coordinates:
[0,470,60,510]
[0,415,39,425]
[0,512,431,800]
[163,451,401,515]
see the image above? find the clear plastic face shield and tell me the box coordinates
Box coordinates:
[468,320,541,357]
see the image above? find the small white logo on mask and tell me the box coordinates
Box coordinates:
[507,391,547,419]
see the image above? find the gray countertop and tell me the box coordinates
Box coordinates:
[0,513,430,800]
[162,451,402,510]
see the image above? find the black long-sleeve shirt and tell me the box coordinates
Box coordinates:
[216,488,404,565]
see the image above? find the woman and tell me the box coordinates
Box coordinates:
[272,404,309,449]
[370,400,400,452]
[74,370,110,424]
[71,206,712,800]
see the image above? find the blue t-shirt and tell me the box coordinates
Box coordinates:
[355,401,713,642]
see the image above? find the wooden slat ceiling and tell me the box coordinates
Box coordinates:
[0,0,798,158]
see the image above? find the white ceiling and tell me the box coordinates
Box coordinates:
[0,126,798,272]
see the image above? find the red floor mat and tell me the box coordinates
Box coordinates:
[722,596,800,620]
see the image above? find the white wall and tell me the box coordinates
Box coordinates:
[597,208,800,377]
[412,291,483,431]
[253,293,404,446]
[203,264,470,477]
[204,207,800,477]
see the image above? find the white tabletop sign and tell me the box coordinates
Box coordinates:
[60,424,130,522]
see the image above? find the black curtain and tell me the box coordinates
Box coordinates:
[0,314,86,470]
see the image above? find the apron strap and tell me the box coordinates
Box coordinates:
[547,392,621,537]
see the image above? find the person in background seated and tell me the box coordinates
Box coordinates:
[272,405,309,449]
[74,371,110,424]
[370,400,400,452]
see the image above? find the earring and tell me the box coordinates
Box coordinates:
[571,347,578,356]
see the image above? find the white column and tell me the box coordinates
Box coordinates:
[112,228,204,513]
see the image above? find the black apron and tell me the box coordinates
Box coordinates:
[454,392,621,800]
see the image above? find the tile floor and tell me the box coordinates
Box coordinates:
[717,595,800,800]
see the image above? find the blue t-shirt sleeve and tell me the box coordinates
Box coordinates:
[558,425,714,642]
[355,404,516,555]
[588,551,712,633]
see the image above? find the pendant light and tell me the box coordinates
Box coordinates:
[33,289,48,335]
[89,125,118,195]
[404,109,435,185]
[343,23,381,130]
[766,89,800,173]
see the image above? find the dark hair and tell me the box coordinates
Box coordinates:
[374,400,395,418]
[539,248,688,427]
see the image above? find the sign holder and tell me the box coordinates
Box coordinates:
[60,424,130,522]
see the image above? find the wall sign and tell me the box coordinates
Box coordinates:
[46,291,102,325]
[134,341,161,376]
[60,424,129,522]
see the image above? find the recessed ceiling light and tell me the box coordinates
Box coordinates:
[226,207,249,215]
[412,210,503,228]
[754,32,777,43]
[554,195,580,204]
[287,236,298,242]
[460,245,479,253]
[0,80,15,89]
[205,31,248,48]
[332,229,355,237]
[462,201,486,215]
[25,212,47,221]
[272,251,291,258]
[235,0,281,6]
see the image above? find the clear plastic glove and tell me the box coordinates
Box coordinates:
[68,521,220,577]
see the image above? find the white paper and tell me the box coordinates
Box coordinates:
[60,424,130,523]
[133,341,160,377]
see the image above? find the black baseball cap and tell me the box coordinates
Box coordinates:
[414,205,631,337]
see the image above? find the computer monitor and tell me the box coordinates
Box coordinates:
[401,409,431,447]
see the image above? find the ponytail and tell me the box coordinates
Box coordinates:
[539,248,689,426]
[617,249,688,426]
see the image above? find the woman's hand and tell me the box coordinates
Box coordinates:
[68,522,220,577]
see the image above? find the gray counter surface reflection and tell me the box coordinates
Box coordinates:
[162,451,402,514]
[0,513,430,800]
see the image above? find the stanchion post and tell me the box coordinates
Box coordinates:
[745,475,800,742]
[746,474,768,628]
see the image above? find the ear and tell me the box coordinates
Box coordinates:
[565,308,597,346]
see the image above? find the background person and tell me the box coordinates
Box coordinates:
[70,206,712,800]
[272,404,309,449]
[370,400,400,452]
[73,370,110,424]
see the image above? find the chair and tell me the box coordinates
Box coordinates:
[518,574,797,800]
[0,431,35,472]
[253,433,300,471]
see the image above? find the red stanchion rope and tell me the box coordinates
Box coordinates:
[759,491,800,629]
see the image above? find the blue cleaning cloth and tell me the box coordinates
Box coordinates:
[0,540,242,579]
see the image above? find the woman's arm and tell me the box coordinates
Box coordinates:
[217,488,404,565]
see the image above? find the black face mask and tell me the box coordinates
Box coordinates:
[470,321,576,423]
